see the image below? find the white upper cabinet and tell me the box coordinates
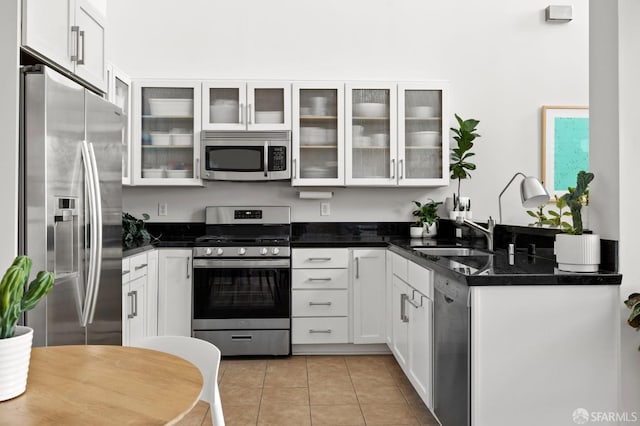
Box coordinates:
[132,80,202,186]
[202,81,291,131]
[346,82,398,186]
[107,64,132,185]
[22,0,107,92]
[292,82,345,186]
[398,82,449,186]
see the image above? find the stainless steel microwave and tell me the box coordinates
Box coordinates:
[201,131,290,181]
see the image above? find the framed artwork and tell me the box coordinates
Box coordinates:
[541,105,589,197]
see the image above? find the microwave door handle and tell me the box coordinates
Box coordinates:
[264,141,269,177]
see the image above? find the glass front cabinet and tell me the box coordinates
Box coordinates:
[202,81,291,131]
[132,80,202,186]
[107,64,132,185]
[292,82,344,186]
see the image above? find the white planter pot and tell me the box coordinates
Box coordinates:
[449,210,465,221]
[554,234,601,272]
[410,226,424,238]
[423,222,438,238]
[0,326,34,401]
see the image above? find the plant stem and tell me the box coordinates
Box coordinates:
[457,178,461,209]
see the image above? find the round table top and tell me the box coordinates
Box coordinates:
[0,345,203,425]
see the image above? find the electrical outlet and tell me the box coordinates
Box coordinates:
[455,228,462,238]
[158,202,168,216]
[320,202,330,216]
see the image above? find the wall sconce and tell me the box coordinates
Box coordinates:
[498,172,550,223]
[545,5,572,22]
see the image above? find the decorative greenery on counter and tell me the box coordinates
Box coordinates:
[625,293,640,350]
[412,199,442,227]
[560,170,594,235]
[0,256,54,339]
[450,114,481,210]
[122,212,152,249]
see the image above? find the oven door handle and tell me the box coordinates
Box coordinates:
[264,141,269,177]
[193,259,291,268]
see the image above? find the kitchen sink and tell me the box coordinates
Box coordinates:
[412,247,491,256]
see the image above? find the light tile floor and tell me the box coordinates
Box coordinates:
[217,354,439,425]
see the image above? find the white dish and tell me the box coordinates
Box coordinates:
[371,133,390,147]
[142,168,165,179]
[354,102,388,117]
[353,136,372,148]
[210,104,239,123]
[352,125,365,137]
[171,133,193,146]
[300,107,312,115]
[150,132,172,146]
[255,111,284,124]
[408,131,441,147]
[302,167,332,178]
[166,169,192,179]
[407,106,435,118]
[148,98,193,116]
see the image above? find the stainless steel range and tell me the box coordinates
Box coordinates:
[192,206,291,356]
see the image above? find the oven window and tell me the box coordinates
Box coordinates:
[193,267,290,319]
[205,146,263,172]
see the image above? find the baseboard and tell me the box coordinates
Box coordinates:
[292,343,391,355]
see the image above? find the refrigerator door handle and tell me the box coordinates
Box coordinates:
[87,142,103,324]
[80,140,97,327]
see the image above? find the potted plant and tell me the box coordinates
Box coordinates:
[624,293,640,350]
[449,114,480,219]
[554,170,600,272]
[412,199,443,238]
[123,212,153,249]
[0,255,54,401]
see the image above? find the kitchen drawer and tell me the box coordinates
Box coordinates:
[292,317,349,344]
[292,290,348,317]
[292,248,349,269]
[408,260,433,299]
[129,252,149,280]
[122,257,131,284]
[292,268,348,289]
[391,251,408,282]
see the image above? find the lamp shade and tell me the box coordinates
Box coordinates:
[520,176,550,207]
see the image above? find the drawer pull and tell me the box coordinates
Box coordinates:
[307,277,332,282]
[122,270,130,276]
[134,263,148,271]
[309,329,332,334]
[231,335,253,341]
[308,257,332,262]
[309,302,332,306]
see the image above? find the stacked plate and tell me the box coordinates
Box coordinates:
[354,102,388,117]
[300,127,336,145]
[255,111,284,123]
[406,106,435,118]
[210,99,239,123]
[407,131,441,147]
[148,98,193,116]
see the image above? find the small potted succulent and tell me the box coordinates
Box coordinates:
[0,255,54,401]
[554,170,600,272]
[411,199,443,238]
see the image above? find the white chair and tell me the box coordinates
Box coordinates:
[136,336,225,426]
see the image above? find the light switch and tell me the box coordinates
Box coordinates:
[158,202,168,216]
[320,202,330,216]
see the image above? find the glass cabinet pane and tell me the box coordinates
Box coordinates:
[298,89,339,179]
[141,87,195,179]
[115,76,130,180]
[254,88,285,125]
[403,89,443,179]
[351,89,391,179]
[208,87,240,125]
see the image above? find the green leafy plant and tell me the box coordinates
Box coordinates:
[560,170,594,235]
[0,256,54,339]
[624,293,640,350]
[122,212,152,249]
[412,199,443,227]
[540,195,572,228]
[450,114,480,210]
[526,205,547,227]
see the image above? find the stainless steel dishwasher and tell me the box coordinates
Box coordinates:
[434,273,470,426]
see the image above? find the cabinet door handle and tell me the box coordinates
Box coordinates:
[307,277,332,282]
[247,104,252,124]
[406,296,420,309]
[122,270,130,276]
[309,302,332,306]
[292,158,296,179]
[240,103,245,124]
[399,159,404,179]
[391,159,396,179]
[355,257,360,279]
[309,329,332,334]
[71,26,80,62]
[134,263,147,271]
[77,30,86,65]
[186,257,191,279]
[127,291,135,319]
[308,257,331,262]
[400,293,409,323]
[195,158,200,179]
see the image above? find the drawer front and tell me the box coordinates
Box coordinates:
[292,317,349,344]
[408,260,433,299]
[122,257,131,283]
[292,248,349,269]
[292,290,348,317]
[292,269,348,289]
[129,252,149,280]
[391,251,408,282]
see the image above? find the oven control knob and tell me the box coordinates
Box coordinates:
[238,247,247,256]
[271,247,280,255]
[260,248,268,256]
[204,248,213,256]
[216,248,224,256]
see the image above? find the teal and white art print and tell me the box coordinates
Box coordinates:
[542,106,589,197]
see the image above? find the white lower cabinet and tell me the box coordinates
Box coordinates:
[157,248,193,337]
[122,250,158,347]
[352,248,386,344]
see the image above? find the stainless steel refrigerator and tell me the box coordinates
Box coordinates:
[20,65,123,346]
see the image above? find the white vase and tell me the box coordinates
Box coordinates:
[0,326,34,401]
[554,234,601,272]
[410,226,424,238]
[423,222,438,238]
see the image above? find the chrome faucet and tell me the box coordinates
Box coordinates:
[455,216,496,251]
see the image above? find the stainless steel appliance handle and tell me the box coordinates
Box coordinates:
[231,335,253,340]
[77,30,86,65]
[391,159,396,179]
[87,143,103,324]
[264,141,269,177]
[186,257,190,279]
[400,293,409,323]
[307,277,332,282]
[127,291,135,319]
[71,26,80,62]
[80,141,97,327]
[309,302,332,306]
[309,329,332,334]
[193,258,291,269]
[355,257,359,279]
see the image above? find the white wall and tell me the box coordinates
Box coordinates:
[0,0,20,266]
[590,0,640,416]
[107,0,589,224]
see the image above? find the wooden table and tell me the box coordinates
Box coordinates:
[0,345,203,425]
